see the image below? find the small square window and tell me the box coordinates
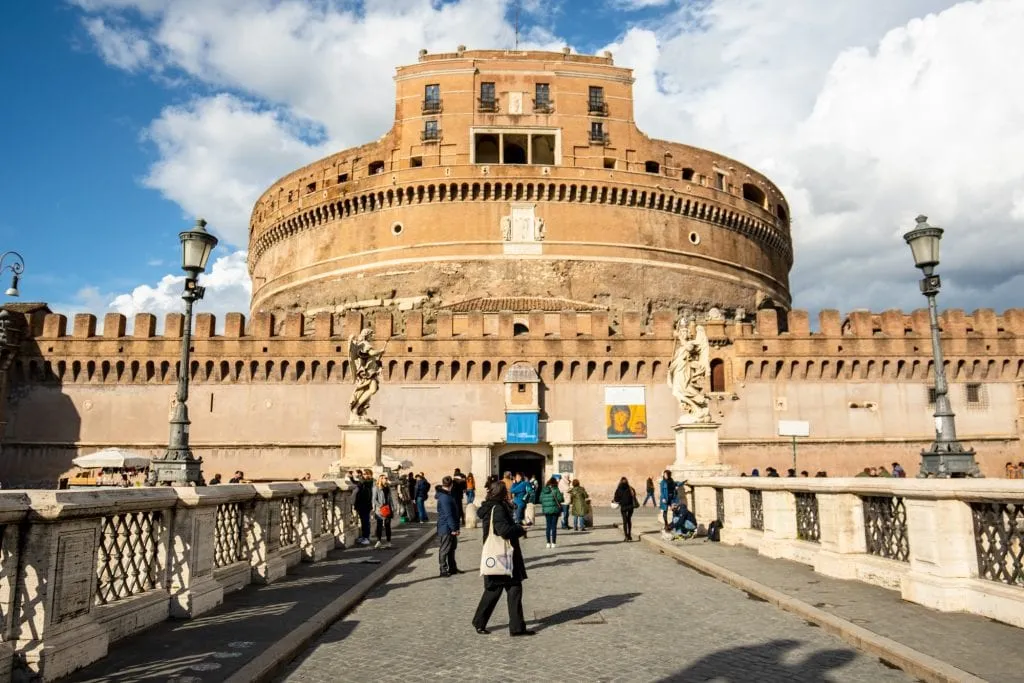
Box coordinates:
[306,182,316,193]
[604,157,616,169]
[927,386,937,405]
[715,172,725,191]
[337,172,349,183]
[410,156,423,168]
[517,383,526,393]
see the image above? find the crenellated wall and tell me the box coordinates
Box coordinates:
[3,305,1021,491]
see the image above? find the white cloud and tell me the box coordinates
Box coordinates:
[83,16,152,71]
[72,0,1024,318]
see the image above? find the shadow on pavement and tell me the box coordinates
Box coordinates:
[532,592,642,629]
[278,619,359,677]
[659,638,859,683]
[526,557,593,571]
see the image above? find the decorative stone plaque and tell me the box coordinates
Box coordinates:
[54,529,96,623]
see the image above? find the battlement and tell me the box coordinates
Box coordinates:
[22,307,1024,343]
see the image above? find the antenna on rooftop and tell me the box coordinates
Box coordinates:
[514,0,520,50]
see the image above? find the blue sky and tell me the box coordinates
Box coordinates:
[2,0,1022,322]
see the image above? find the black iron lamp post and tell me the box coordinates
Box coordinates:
[0,252,25,297]
[902,215,979,478]
[149,219,219,486]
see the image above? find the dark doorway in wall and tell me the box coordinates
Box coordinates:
[710,358,725,392]
[503,135,527,164]
[498,451,545,483]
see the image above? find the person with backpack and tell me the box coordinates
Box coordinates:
[659,470,677,530]
[372,474,395,549]
[612,476,639,541]
[538,476,564,548]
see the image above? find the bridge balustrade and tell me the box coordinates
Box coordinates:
[0,480,356,681]
[687,477,1024,630]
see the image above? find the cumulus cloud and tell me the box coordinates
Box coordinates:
[82,16,152,71]
[71,0,1024,318]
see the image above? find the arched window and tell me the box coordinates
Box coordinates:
[513,322,529,336]
[368,160,385,175]
[710,359,725,392]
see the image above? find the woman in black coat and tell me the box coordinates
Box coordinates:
[612,476,638,541]
[471,479,533,636]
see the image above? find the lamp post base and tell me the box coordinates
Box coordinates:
[918,448,981,478]
[149,456,205,486]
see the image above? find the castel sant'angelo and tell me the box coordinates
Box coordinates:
[1,48,1022,493]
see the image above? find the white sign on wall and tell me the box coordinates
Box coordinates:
[777,420,810,437]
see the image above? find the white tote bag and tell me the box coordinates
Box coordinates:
[480,507,515,577]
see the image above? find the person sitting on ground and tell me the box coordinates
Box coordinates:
[670,502,698,539]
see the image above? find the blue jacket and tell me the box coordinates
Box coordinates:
[510,480,529,506]
[435,486,460,536]
[415,477,430,499]
[659,478,678,510]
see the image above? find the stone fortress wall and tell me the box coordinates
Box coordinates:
[247,48,793,316]
[3,305,1021,494]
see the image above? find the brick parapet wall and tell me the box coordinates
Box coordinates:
[7,307,1024,387]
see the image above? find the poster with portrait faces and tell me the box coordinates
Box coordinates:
[605,386,647,439]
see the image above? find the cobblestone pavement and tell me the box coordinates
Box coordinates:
[280,511,913,683]
[668,538,1024,682]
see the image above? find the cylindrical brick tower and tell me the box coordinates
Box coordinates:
[248,48,793,316]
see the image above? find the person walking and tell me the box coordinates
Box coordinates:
[642,476,655,507]
[352,469,373,546]
[372,474,394,549]
[415,472,430,523]
[472,480,533,637]
[452,468,467,524]
[569,479,589,531]
[659,470,677,530]
[613,476,638,541]
[538,476,564,548]
[557,473,572,529]
[405,472,419,522]
[510,473,529,524]
[435,476,461,577]
[465,472,477,504]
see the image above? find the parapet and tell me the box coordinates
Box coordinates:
[21,307,1024,343]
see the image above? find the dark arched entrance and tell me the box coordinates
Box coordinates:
[498,450,545,483]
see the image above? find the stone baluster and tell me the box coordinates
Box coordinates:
[813,491,867,580]
[298,482,336,562]
[720,485,751,545]
[759,488,797,560]
[249,483,304,584]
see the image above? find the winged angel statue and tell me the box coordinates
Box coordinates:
[666,316,712,423]
[348,328,387,425]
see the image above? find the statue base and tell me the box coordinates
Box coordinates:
[668,421,733,481]
[326,424,385,477]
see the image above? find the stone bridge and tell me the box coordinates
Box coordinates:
[0,479,1021,682]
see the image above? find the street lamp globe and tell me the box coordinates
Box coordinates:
[903,215,943,274]
[4,274,18,297]
[179,218,219,276]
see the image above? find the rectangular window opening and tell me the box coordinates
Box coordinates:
[423,84,441,113]
[410,156,423,168]
[535,83,552,112]
[337,172,349,183]
[715,172,725,191]
[531,134,555,165]
[966,383,983,404]
[479,82,497,111]
[422,119,440,142]
[588,86,607,115]
[604,157,616,169]
[306,182,316,194]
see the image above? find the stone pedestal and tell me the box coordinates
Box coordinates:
[668,421,731,481]
[330,424,385,474]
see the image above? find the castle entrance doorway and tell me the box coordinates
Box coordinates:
[498,450,545,483]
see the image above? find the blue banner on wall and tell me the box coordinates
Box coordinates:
[506,412,539,444]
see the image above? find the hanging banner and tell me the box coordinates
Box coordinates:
[506,412,539,444]
[604,386,647,439]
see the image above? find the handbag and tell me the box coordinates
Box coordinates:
[379,503,392,519]
[480,507,514,577]
[610,502,620,509]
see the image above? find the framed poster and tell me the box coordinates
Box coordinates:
[604,386,647,439]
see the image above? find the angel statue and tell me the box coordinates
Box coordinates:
[666,316,712,423]
[348,328,387,425]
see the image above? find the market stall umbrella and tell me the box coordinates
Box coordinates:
[72,449,152,469]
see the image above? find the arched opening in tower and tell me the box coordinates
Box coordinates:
[475,134,499,163]
[503,135,527,164]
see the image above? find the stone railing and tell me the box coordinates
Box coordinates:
[0,480,356,682]
[687,478,1024,629]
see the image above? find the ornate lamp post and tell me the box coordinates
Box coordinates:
[149,219,219,486]
[902,215,979,478]
[0,251,25,297]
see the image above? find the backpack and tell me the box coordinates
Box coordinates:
[706,520,721,542]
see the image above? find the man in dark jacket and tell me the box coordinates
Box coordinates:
[414,473,431,523]
[435,476,461,577]
[451,468,467,524]
[352,469,373,546]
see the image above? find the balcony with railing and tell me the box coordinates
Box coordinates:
[421,98,442,114]
[589,130,609,145]
[588,100,609,116]
[421,127,442,143]
[533,98,554,114]
[477,97,498,113]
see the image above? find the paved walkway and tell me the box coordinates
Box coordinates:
[65,524,432,683]
[279,511,914,683]
[656,537,1024,682]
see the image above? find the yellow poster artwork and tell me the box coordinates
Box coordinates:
[604,386,647,439]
